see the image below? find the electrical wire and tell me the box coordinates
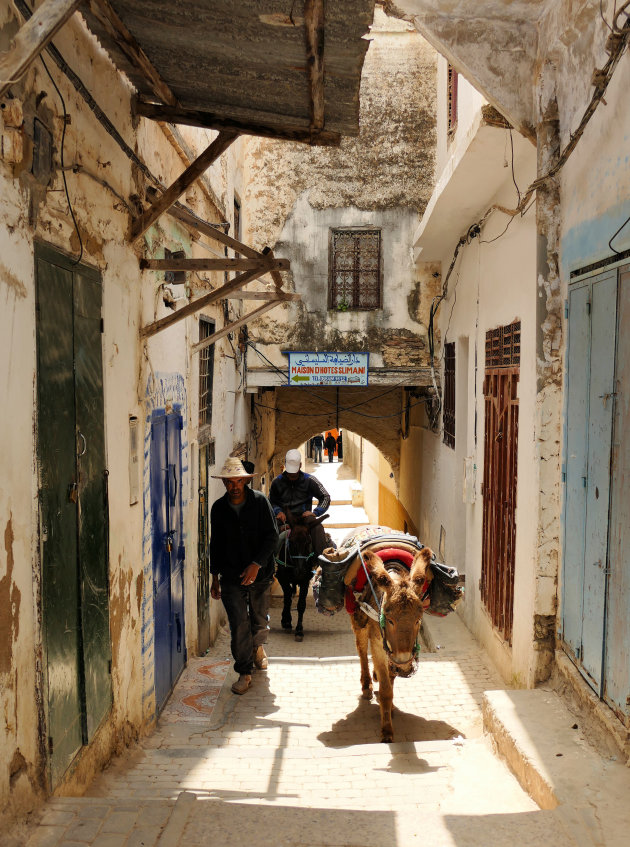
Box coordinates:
[608,213,630,254]
[508,128,521,206]
[40,55,83,266]
[252,395,430,421]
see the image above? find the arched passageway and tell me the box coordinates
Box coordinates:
[261,385,415,484]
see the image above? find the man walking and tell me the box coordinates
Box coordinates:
[325,432,337,462]
[312,433,324,463]
[210,457,278,695]
[270,449,331,555]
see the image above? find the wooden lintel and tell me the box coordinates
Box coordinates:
[304,0,326,132]
[140,257,290,273]
[158,197,261,260]
[140,266,267,339]
[224,290,301,302]
[192,302,281,355]
[87,0,177,106]
[0,0,81,98]
[130,130,238,241]
[134,99,341,147]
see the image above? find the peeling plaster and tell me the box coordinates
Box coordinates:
[0,516,21,676]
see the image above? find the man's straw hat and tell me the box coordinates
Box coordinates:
[211,456,256,479]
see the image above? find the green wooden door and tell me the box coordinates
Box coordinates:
[36,245,111,787]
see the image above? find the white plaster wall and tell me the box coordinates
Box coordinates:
[0,9,243,814]
[407,151,539,684]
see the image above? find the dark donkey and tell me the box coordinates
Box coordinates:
[275,510,328,641]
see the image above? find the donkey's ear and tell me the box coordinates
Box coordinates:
[306,512,329,527]
[363,550,393,589]
[410,547,433,590]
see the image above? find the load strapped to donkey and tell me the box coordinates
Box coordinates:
[313,525,464,619]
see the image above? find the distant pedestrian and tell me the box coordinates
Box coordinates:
[210,457,278,695]
[336,431,343,461]
[312,433,324,463]
[325,432,337,462]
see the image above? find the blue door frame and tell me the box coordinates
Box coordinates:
[150,410,186,712]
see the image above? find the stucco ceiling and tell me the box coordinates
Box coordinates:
[82,0,375,142]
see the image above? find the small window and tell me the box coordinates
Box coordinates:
[447,64,458,139]
[199,317,215,431]
[443,341,455,448]
[329,228,382,311]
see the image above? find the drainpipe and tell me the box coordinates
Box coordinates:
[533,95,563,684]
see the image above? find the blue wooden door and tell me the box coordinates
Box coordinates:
[166,413,186,686]
[150,411,186,712]
[563,270,617,692]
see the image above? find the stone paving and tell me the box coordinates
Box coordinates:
[8,463,586,847]
[12,604,583,847]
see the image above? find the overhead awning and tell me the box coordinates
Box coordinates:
[82,0,375,144]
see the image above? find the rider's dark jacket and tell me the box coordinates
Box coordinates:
[269,470,331,518]
[209,487,278,584]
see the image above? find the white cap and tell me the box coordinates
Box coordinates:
[284,449,301,473]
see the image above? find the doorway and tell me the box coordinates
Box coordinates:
[35,244,112,788]
[150,410,186,712]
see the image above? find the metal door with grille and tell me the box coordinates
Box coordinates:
[481,321,520,644]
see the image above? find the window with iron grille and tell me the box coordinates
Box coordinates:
[485,320,521,368]
[443,342,455,448]
[199,317,215,430]
[447,64,458,139]
[329,228,382,310]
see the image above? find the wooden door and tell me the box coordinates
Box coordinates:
[36,244,111,787]
[481,322,520,644]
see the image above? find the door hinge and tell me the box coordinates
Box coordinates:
[586,299,591,315]
[100,318,104,333]
[108,659,112,675]
[564,299,568,319]
[48,736,54,755]
[561,463,566,483]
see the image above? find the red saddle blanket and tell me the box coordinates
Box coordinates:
[345,547,430,614]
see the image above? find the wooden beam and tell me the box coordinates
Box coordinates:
[159,198,261,260]
[130,130,238,241]
[224,290,300,302]
[140,266,268,339]
[133,100,341,147]
[87,0,177,106]
[0,0,81,98]
[140,257,290,273]
[304,0,326,132]
[191,302,282,355]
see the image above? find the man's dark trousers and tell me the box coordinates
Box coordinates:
[220,579,271,675]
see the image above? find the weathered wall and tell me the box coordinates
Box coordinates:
[241,9,438,378]
[0,5,243,818]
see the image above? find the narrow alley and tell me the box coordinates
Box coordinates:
[10,461,630,847]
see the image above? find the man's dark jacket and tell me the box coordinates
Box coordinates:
[269,471,331,518]
[210,488,278,584]
[325,434,337,452]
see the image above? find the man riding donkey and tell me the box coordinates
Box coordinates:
[270,449,331,635]
[210,457,279,695]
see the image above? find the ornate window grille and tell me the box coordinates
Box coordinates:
[443,342,455,448]
[199,317,215,429]
[329,228,382,310]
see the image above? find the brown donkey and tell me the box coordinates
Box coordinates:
[350,547,433,742]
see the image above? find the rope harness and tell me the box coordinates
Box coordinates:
[356,546,423,665]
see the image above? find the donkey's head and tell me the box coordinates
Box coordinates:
[362,547,434,677]
[284,509,328,558]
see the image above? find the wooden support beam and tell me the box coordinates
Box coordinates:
[140,266,268,339]
[159,198,261,259]
[304,0,326,132]
[134,100,340,147]
[87,0,177,106]
[0,0,81,98]
[130,130,238,241]
[191,302,281,355]
[140,257,290,273]
[224,290,300,302]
